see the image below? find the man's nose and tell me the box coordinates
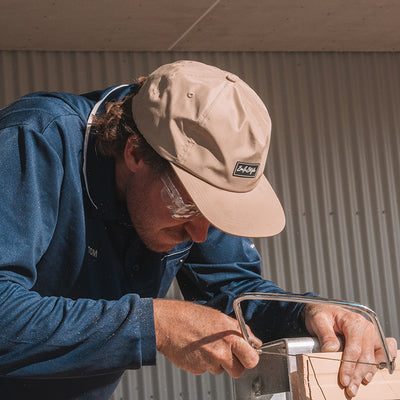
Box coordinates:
[184,216,210,243]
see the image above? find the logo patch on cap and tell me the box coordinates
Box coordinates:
[233,162,259,178]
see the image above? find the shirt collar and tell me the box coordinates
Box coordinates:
[83,84,135,221]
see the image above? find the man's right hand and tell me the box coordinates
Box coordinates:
[153,299,261,378]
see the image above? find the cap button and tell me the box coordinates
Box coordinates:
[226,74,237,83]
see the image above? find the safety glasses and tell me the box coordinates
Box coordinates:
[160,174,202,219]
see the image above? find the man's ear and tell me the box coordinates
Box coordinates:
[123,137,144,173]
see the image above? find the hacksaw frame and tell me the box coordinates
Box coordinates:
[233,292,397,399]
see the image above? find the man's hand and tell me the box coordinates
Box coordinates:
[304,303,397,398]
[153,299,261,378]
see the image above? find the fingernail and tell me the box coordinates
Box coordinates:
[364,372,373,383]
[349,384,358,397]
[342,375,350,387]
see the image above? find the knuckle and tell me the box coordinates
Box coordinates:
[213,348,229,363]
[346,343,363,357]
[209,366,224,376]
[364,353,376,364]
[350,314,369,329]
[191,366,207,375]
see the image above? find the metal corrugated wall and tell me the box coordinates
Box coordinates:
[0,51,399,400]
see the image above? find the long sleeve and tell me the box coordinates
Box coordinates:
[0,282,155,377]
[0,97,156,378]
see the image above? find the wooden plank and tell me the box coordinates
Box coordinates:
[294,351,400,400]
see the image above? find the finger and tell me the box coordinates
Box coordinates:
[220,354,245,379]
[187,362,208,376]
[387,337,398,360]
[360,337,398,388]
[231,337,260,370]
[343,356,374,397]
[246,325,263,349]
[361,365,377,386]
[365,336,398,381]
[307,310,342,352]
[347,355,376,397]
[379,337,398,362]
[341,326,376,397]
[207,363,225,376]
[340,340,363,391]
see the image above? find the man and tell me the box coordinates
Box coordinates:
[0,60,395,399]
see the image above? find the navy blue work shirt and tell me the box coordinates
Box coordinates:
[0,85,308,399]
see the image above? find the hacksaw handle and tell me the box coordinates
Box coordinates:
[233,292,396,374]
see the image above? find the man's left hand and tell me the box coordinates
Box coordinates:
[304,304,397,398]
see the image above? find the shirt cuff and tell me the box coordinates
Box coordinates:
[137,297,157,366]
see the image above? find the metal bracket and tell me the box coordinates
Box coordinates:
[233,336,320,399]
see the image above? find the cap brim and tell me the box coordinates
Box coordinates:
[170,164,286,238]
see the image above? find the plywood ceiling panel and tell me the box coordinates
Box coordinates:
[0,0,399,51]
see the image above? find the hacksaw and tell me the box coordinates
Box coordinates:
[232,293,397,400]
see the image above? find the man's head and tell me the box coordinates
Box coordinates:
[131,60,285,238]
[96,60,285,250]
[94,83,211,252]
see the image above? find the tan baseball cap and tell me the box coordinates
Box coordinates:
[131,60,285,237]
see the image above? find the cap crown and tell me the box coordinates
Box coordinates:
[132,60,272,193]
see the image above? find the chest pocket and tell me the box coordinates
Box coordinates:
[157,244,192,298]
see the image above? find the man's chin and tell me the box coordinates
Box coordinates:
[138,229,191,253]
[142,238,181,253]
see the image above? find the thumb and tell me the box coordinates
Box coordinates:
[319,334,342,352]
[314,320,342,352]
[305,305,342,352]
[247,325,263,349]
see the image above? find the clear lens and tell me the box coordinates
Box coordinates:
[160,175,201,219]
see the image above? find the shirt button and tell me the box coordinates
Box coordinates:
[131,264,140,272]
